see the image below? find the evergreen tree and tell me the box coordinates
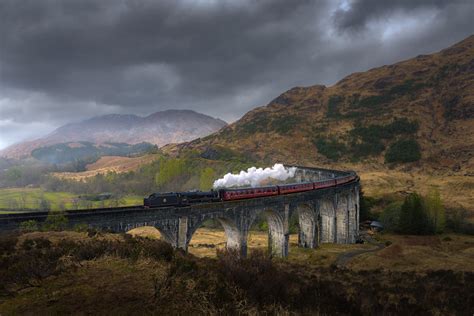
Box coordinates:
[42,211,68,231]
[380,202,402,232]
[398,192,428,234]
[423,188,445,233]
[358,186,372,221]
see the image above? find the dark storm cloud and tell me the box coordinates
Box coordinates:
[0,0,317,99]
[333,0,450,31]
[0,0,473,149]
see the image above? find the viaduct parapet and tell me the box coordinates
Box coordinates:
[0,166,360,258]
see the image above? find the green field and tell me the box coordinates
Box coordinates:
[0,188,143,212]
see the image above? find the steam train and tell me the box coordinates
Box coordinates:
[144,173,358,208]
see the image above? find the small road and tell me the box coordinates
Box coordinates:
[335,235,385,268]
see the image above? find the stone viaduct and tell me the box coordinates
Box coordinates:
[0,166,360,257]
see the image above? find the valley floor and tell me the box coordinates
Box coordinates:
[131,227,474,271]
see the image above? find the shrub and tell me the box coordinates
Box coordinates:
[358,187,375,221]
[19,220,39,232]
[385,139,421,163]
[446,208,474,235]
[423,189,445,233]
[74,223,90,232]
[42,212,68,231]
[71,240,110,261]
[326,95,344,118]
[380,202,402,232]
[388,80,427,96]
[216,249,291,305]
[21,238,52,251]
[352,94,392,109]
[350,139,385,157]
[237,112,271,135]
[443,96,461,120]
[398,193,432,235]
[314,137,347,161]
[199,146,247,162]
[141,239,174,262]
[350,119,418,142]
[386,118,419,135]
[270,115,302,135]
[0,234,18,255]
[349,119,418,159]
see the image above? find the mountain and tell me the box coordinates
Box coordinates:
[159,35,474,210]
[1,110,227,159]
[167,35,474,175]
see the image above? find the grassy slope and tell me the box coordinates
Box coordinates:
[53,154,158,180]
[348,233,474,271]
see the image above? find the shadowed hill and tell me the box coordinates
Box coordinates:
[166,35,474,175]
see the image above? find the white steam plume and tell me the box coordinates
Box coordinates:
[213,163,297,188]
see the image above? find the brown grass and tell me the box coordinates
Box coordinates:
[357,169,474,212]
[348,233,474,271]
[129,227,474,271]
[1,230,474,314]
[53,155,157,180]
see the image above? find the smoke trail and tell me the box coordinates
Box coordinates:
[213,163,297,188]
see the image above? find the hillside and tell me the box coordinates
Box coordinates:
[168,35,473,174]
[1,110,226,159]
[161,35,474,210]
[53,155,158,180]
[31,142,156,165]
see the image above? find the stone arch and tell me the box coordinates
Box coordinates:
[133,225,176,246]
[116,221,177,247]
[185,215,247,256]
[154,226,176,246]
[256,208,287,257]
[296,203,319,249]
[216,217,247,255]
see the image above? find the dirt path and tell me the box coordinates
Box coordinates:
[335,237,385,267]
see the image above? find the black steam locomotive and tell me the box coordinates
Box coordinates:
[144,190,221,207]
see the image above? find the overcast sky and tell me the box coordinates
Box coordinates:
[0,0,473,149]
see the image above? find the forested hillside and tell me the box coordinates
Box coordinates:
[31,142,156,165]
